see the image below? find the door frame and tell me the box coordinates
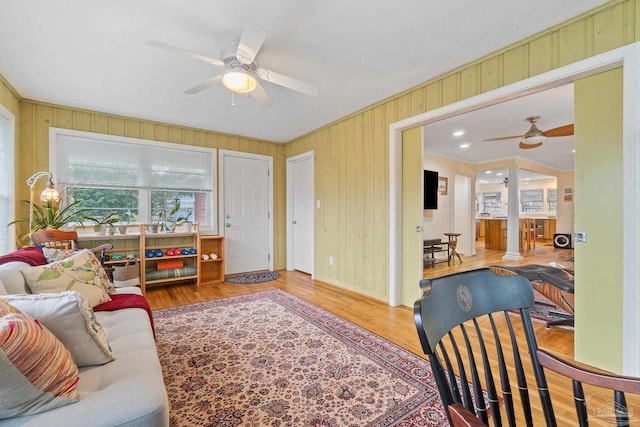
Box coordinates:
[219,149,274,272]
[286,151,315,276]
[389,42,640,374]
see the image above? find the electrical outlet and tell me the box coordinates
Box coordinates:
[329,256,334,266]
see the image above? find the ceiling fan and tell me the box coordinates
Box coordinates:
[483,116,574,149]
[145,23,318,107]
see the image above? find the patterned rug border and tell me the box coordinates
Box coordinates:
[153,289,446,426]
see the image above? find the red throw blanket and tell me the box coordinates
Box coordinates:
[0,246,46,266]
[94,294,155,338]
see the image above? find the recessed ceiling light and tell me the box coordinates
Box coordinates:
[453,130,465,137]
[459,143,470,149]
[485,170,492,174]
[496,172,503,176]
[572,149,576,153]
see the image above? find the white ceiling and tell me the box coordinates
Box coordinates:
[0,1,606,143]
[424,83,575,180]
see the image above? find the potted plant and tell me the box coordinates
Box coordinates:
[118,209,138,234]
[177,210,193,232]
[8,200,90,245]
[86,211,120,235]
[148,211,163,234]
[164,198,180,233]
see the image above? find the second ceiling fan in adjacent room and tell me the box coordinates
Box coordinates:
[483,115,574,149]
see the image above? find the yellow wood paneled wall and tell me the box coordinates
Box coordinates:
[286,0,639,300]
[16,100,287,269]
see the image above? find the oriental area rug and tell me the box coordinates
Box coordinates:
[153,289,448,426]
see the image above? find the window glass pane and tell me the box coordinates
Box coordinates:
[548,189,557,212]
[67,188,139,222]
[521,189,544,212]
[481,192,502,215]
[150,191,197,222]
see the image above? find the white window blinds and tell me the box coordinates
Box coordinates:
[53,133,214,191]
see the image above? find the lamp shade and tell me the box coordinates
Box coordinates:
[222,71,257,94]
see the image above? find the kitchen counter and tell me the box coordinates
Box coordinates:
[480,218,556,251]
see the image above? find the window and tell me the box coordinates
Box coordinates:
[0,105,15,255]
[548,189,557,212]
[50,128,216,232]
[481,192,502,215]
[521,189,544,212]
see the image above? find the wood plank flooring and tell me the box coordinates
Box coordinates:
[144,241,590,424]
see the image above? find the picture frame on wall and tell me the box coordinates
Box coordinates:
[438,176,448,195]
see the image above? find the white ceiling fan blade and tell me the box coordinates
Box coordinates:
[256,68,318,96]
[250,81,273,107]
[145,40,224,67]
[236,23,267,65]
[183,75,223,95]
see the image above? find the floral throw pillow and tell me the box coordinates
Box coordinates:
[41,248,115,295]
[20,249,112,307]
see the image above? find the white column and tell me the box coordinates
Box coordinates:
[503,167,523,261]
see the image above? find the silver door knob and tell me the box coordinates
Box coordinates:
[225,223,231,227]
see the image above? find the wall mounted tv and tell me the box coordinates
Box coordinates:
[424,170,438,210]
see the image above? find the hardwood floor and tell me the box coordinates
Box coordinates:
[146,239,575,357]
[145,240,590,424]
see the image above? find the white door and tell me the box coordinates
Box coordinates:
[287,153,314,274]
[221,152,272,274]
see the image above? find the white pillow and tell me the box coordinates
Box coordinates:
[20,249,112,307]
[1,292,116,367]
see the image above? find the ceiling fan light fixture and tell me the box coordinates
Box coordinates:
[523,134,546,145]
[222,70,257,94]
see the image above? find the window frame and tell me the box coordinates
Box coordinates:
[520,188,544,212]
[0,104,15,255]
[49,127,217,233]
[547,188,558,212]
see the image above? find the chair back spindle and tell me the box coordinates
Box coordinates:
[414,268,640,426]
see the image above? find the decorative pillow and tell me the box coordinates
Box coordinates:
[1,292,116,367]
[42,247,77,264]
[0,299,79,418]
[42,248,115,295]
[20,249,112,307]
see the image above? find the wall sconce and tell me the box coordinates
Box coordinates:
[26,171,60,232]
[503,177,509,188]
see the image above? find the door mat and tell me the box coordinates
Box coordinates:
[224,271,281,283]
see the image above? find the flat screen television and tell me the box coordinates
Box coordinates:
[424,170,438,210]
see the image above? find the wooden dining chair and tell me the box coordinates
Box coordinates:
[31,228,112,260]
[414,268,640,427]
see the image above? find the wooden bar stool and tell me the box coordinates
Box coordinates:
[443,232,462,265]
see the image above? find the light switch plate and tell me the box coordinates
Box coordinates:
[575,232,587,243]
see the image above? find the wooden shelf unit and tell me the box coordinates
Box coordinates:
[78,230,204,292]
[142,231,199,292]
[198,235,224,284]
